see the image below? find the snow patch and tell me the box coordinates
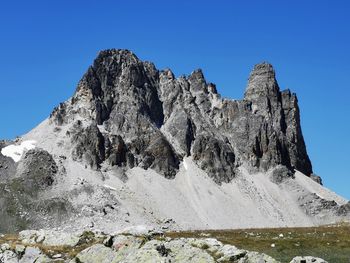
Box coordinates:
[183,159,188,170]
[1,140,37,162]
[97,125,108,134]
[210,94,223,110]
[252,104,258,114]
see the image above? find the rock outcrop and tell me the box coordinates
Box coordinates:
[0,229,334,263]
[290,256,328,263]
[0,141,17,182]
[0,229,285,263]
[50,49,313,183]
[0,149,72,233]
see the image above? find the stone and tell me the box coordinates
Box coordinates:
[290,256,328,263]
[15,149,57,196]
[0,232,286,263]
[241,251,281,263]
[42,231,80,247]
[52,253,62,259]
[0,243,10,251]
[310,174,323,185]
[35,233,45,243]
[112,234,144,260]
[19,230,81,247]
[123,240,166,263]
[298,193,339,216]
[189,238,223,253]
[15,244,26,255]
[19,246,50,263]
[0,250,18,263]
[270,165,294,184]
[216,244,247,262]
[165,239,215,263]
[103,235,113,247]
[337,201,350,215]
[73,244,118,263]
[19,230,45,244]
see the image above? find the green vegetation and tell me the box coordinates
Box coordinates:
[166,223,350,263]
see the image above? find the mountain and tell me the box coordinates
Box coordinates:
[0,49,349,233]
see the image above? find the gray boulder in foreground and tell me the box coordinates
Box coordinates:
[0,229,329,263]
[290,256,328,263]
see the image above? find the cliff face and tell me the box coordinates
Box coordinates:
[51,49,312,183]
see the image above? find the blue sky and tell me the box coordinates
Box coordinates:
[0,1,349,199]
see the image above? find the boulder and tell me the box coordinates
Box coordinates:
[112,234,144,260]
[0,250,18,263]
[242,251,280,263]
[73,244,118,263]
[165,239,215,263]
[216,244,247,262]
[19,246,50,263]
[290,256,328,263]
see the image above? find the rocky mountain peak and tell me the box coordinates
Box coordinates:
[244,62,279,101]
[49,50,314,182]
[95,49,140,66]
[2,49,349,234]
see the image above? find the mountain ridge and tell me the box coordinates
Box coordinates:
[50,49,312,183]
[0,49,349,233]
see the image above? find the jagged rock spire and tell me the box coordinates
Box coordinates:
[244,62,279,101]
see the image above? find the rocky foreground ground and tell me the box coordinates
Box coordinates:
[0,228,328,263]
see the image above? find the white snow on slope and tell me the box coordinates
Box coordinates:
[1,140,37,162]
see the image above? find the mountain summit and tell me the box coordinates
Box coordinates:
[0,49,349,233]
[51,50,311,181]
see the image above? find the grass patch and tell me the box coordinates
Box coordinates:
[165,223,350,263]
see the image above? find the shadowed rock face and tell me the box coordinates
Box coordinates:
[15,149,57,194]
[51,49,313,182]
[242,63,312,175]
[0,149,73,233]
[0,141,17,181]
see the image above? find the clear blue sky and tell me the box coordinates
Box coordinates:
[0,1,349,199]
